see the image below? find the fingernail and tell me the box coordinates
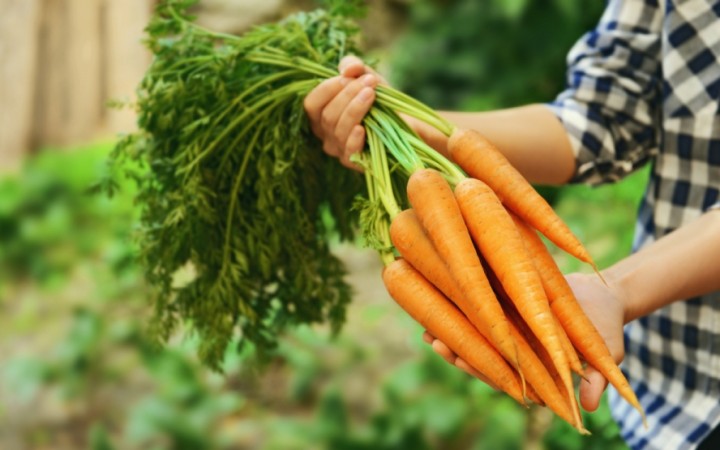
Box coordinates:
[338,55,353,71]
[359,87,374,101]
[362,74,376,86]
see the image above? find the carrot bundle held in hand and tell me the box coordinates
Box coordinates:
[390,209,587,431]
[380,131,644,432]
[108,0,643,431]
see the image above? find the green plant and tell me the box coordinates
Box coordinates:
[0,143,242,449]
[390,0,605,110]
[0,142,136,291]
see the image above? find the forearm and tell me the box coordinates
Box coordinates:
[415,104,577,185]
[603,209,720,323]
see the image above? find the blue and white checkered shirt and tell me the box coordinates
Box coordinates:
[548,0,720,448]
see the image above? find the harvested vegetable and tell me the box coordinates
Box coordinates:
[390,209,586,432]
[454,177,575,420]
[406,169,519,370]
[382,258,525,405]
[107,0,643,432]
[448,128,597,269]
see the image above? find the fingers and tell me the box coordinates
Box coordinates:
[431,339,457,365]
[305,72,378,165]
[339,55,366,77]
[303,76,347,138]
[335,83,375,153]
[422,331,435,344]
[321,73,377,137]
[579,365,609,412]
[303,55,383,169]
[422,334,499,389]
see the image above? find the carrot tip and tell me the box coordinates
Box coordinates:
[592,265,608,287]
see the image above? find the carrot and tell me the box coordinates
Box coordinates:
[485,261,585,432]
[406,169,519,371]
[447,128,596,270]
[507,310,586,432]
[391,208,537,401]
[553,314,585,377]
[389,209,463,306]
[453,177,577,419]
[389,207,582,426]
[510,212,646,425]
[382,258,525,405]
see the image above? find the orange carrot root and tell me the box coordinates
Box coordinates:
[454,177,578,423]
[382,259,525,405]
[510,211,646,424]
[448,128,596,267]
[406,169,520,373]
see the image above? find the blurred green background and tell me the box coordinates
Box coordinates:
[1,0,649,449]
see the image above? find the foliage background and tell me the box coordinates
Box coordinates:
[1,0,649,448]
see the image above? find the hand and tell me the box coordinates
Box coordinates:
[422,271,627,412]
[303,55,380,170]
[421,330,499,390]
[565,272,626,412]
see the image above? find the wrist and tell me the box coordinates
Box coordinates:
[602,265,642,325]
[601,210,720,325]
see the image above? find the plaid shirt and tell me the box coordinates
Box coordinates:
[548,0,720,449]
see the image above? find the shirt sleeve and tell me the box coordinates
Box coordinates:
[547,0,663,185]
[706,202,720,212]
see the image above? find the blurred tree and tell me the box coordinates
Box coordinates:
[389,0,605,110]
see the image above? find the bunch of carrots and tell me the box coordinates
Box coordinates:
[382,128,646,433]
[115,1,645,433]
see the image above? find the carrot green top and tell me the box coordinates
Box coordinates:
[105,0,458,370]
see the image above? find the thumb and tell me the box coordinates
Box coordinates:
[579,365,609,412]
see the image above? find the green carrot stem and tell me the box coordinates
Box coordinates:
[403,132,466,185]
[376,86,453,135]
[365,129,398,265]
[367,112,424,176]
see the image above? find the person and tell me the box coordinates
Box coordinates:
[303,0,720,449]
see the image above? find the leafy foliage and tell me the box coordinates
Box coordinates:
[390,0,605,110]
[109,1,368,370]
[0,143,137,292]
[110,0,464,371]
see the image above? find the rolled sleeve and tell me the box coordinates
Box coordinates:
[706,202,720,212]
[548,0,663,185]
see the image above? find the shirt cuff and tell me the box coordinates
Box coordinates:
[705,202,720,212]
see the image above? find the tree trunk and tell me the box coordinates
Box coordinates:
[0,0,42,172]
